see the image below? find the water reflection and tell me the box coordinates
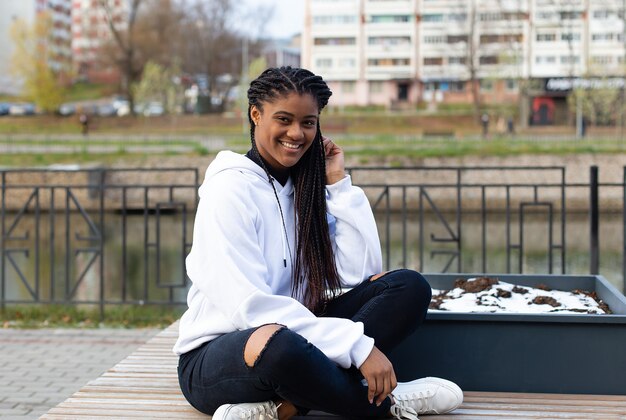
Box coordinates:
[2,211,623,304]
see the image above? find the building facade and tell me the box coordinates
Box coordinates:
[71,0,127,83]
[0,0,72,95]
[302,0,626,123]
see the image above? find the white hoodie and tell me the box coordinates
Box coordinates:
[173,151,383,369]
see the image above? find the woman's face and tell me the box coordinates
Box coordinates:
[251,92,319,172]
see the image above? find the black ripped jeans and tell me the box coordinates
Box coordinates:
[177,269,432,418]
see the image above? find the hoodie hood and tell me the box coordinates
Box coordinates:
[201,151,293,197]
[205,150,267,182]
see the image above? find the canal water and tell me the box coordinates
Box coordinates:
[2,211,624,304]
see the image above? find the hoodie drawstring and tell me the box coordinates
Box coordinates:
[269,177,292,268]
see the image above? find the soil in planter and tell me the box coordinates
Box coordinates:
[430,277,612,314]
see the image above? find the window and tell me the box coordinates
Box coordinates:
[479,12,502,21]
[535,55,556,64]
[421,13,444,22]
[560,55,580,64]
[315,58,332,68]
[369,81,384,93]
[479,56,499,65]
[423,57,443,66]
[448,13,467,22]
[536,33,556,42]
[449,81,465,92]
[424,35,446,44]
[560,11,582,20]
[592,33,617,42]
[561,33,581,42]
[314,37,356,46]
[341,81,355,93]
[591,56,612,65]
[448,56,466,65]
[368,36,411,46]
[338,57,356,68]
[313,15,357,24]
[593,10,611,19]
[448,35,468,44]
[480,79,493,91]
[480,34,522,44]
[505,79,518,91]
[370,15,410,23]
[368,58,410,66]
[535,11,555,20]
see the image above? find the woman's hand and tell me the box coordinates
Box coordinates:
[322,136,345,185]
[359,345,397,407]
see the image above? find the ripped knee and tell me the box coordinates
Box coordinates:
[369,271,389,282]
[243,324,285,368]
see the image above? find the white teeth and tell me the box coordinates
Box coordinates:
[280,141,300,149]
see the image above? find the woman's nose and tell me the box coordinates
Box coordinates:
[287,124,304,140]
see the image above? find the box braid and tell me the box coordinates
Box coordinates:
[247,67,339,314]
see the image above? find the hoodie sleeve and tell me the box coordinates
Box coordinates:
[186,175,374,369]
[326,175,383,287]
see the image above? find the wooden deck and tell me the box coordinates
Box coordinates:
[42,322,626,419]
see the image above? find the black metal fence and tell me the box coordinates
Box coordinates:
[1,166,624,317]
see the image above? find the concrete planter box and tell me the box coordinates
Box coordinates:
[389,274,626,395]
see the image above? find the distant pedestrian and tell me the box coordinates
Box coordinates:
[507,117,515,135]
[481,112,489,138]
[79,113,89,136]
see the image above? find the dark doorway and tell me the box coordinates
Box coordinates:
[398,83,409,101]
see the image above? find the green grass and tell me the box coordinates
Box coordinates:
[64,82,117,103]
[0,136,625,168]
[1,304,184,328]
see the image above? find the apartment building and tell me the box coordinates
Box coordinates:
[71,0,127,83]
[303,0,626,123]
[0,0,72,95]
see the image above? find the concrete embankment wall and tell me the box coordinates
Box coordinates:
[1,153,625,212]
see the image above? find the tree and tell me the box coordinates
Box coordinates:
[466,1,481,122]
[133,60,182,113]
[178,0,271,112]
[9,12,68,112]
[97,0,145,115]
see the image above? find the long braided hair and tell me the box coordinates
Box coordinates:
[247,67,339,314]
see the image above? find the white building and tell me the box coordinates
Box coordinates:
[303,0,626,122]
[0,0,72,95]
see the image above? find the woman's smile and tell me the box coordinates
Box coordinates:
[279,140,303,150]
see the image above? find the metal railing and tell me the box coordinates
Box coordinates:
[1,165,624,318]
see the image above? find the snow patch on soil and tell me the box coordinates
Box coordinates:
[430,277,611,314]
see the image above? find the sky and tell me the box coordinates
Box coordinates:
[242,0,305,39]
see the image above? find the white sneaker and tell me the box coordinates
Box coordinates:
[390,377,463,419]
[212,401,278,420]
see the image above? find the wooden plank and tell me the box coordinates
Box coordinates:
[465,391,626,402]
[42,320,626,419]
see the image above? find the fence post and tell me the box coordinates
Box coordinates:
[590,166,599,275]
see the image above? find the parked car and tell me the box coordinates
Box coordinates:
[97,103,117,117]
[58,103,76,116]
[114,100,130,116]
[9,103,35,116]
[0,103,9,116]
[143,102,164,117]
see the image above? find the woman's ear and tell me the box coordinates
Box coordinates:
[250,106,261,126]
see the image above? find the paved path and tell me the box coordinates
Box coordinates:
[0,327,161,419]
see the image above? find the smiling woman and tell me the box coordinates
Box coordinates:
[174,67,463,420]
